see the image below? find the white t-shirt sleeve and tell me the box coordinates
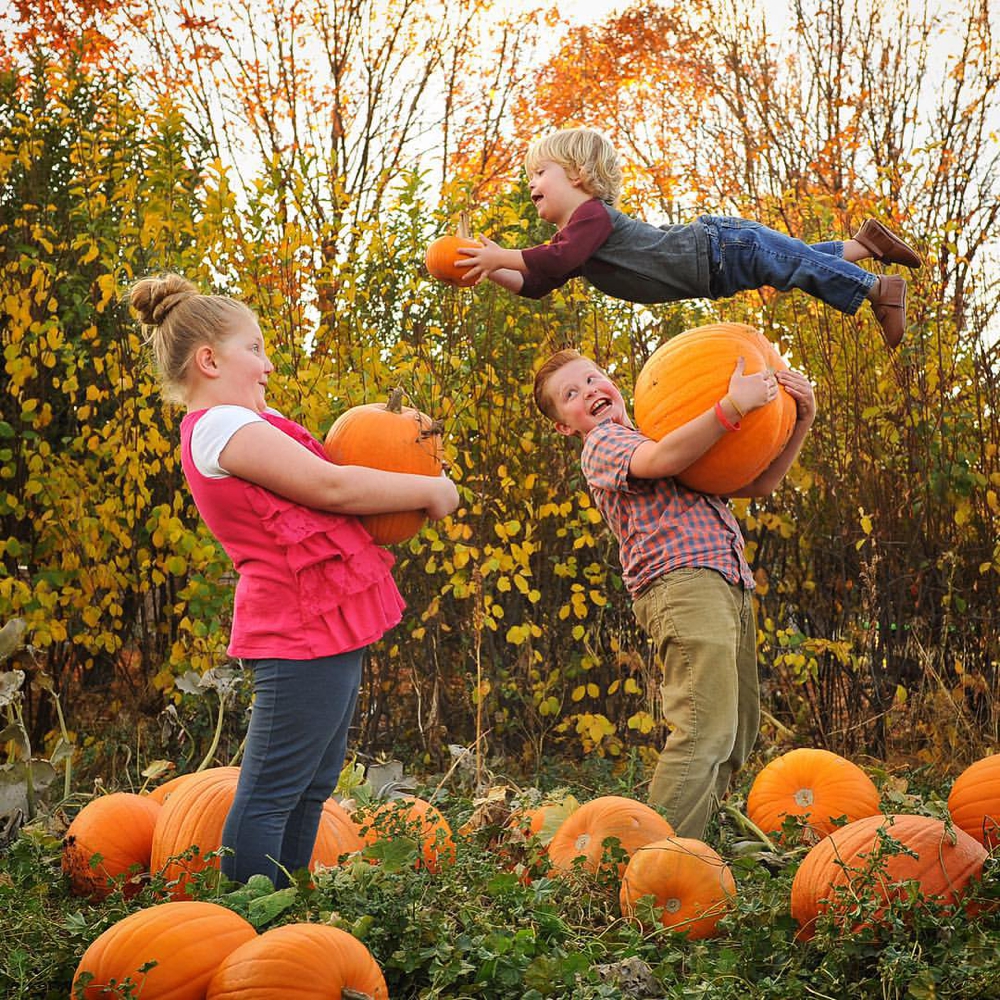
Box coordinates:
[190,406,278,478]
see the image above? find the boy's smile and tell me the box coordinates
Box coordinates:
[547,357,631,438]
[528,159,592,228]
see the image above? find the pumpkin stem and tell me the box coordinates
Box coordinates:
[721,802,778,853]
[386,386,405,413]
[458,210,471,240]
[420,419,445,438]
[342,991,375,1000]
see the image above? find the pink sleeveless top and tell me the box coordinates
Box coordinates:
[180,409,405,659]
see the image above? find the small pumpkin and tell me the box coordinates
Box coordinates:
[790,813,987,940]
[323,387,445,545]
[620,836,736,939]
[71,900,256,999]
[425,211,479,287]
[62,792,162,900]
[507,792,582,846]
[547,795,674,877]
[948,753,1000,849]
[633,322,797,495]
[357,794,455,872]
[207,923,388,1000]
[746,747,880,843]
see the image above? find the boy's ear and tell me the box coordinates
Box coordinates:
[554,420,579,438]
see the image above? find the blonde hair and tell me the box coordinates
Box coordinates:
[533,348,585,420]
[525,127,622,205]
[130,273,255,405]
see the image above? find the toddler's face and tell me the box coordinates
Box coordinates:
[547,358,628,438]
[527,159,585,226]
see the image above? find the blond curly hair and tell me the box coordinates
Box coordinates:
[524,127,623,205]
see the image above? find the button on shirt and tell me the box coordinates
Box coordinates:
[581,420,754,596]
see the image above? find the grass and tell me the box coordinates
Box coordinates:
[3,755,1000,999]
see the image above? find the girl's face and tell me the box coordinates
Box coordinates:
[546,357,630,438]
[527,159,589,226]
[212,314,274,412]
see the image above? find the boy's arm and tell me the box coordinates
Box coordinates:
[629,359,778,481]
[728,370,816,497]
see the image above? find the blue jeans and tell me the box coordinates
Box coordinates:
[221,649,363,886]
[700,215,877,315]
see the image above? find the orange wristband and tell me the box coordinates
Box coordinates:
[714,400,741,432]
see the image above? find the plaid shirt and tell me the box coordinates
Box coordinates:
[581,420,754,596]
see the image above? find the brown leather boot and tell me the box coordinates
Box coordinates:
[853,219,923,268]
[870,275,907,349]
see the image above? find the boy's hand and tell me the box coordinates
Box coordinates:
[726,356,778,416]
[455,236,521,282]
[775,369,816,425]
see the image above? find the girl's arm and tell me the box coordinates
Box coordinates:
[629,359,776,480]
[218,421,460,520]
[729,370,816,497]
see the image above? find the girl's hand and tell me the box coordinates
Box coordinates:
[775,369,816,424]
[726,356,778,416]
[425,474,460,521]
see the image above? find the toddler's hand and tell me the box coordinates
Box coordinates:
[425,474,460,521]
[455,236,504,281]
[727,356,778,416]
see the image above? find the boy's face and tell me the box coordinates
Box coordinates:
[546,357,630,439]
[527,159,591,227]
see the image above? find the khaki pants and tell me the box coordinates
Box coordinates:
[632,568,759,839]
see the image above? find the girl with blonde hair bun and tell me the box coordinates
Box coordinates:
[132,273,459,887]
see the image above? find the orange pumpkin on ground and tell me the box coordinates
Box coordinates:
[746,747,880,843]
[147,771,199,805]
[633,322,797,495]
[790,813,987,940]
[207,923,388,1000]
[150,766,240,899]
[948,753,1000,849]
[507,793,582,845]
[71,900,256,999]
[311,798,365,867]
[547,795,674,877]
[620,836,737,939]
[323,387,445,545]
[62,792,162,900]
[357,794,456,872]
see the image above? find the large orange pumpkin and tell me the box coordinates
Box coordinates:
[207,923,388,1000]
[62,792,162,900]
[150,766,240,899]
[620,836,736,939]
[547,795,674,877]
[311,798,365,867]
[147,771,199,805]
[71,900,256,999]
[323,388,445,545]
[633,322,797,495]
[746,748,880,843]
[357,794,456,872]
[790,813,987,940]
[948,753,1000,849]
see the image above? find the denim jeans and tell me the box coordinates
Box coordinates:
[700,215,877,315]
[632,568,759,839]
[221,648,363,886]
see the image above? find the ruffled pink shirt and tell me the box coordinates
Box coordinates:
[180,409,405,659]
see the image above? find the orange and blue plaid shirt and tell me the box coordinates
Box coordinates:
[581,420,755,596]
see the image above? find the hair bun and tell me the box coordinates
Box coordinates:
[130,273,199,326]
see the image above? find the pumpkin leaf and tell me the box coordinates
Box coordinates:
[247,886,299,928]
